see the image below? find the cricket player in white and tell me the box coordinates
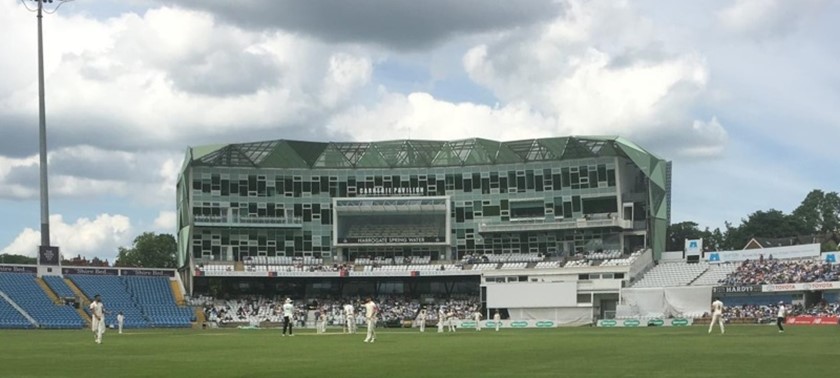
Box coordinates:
[89,295,106,344]
[437,307,446,333]
[776,301,786,333]
[281,298,295,336]
[447,311,457,332]
[417,308,427,332]
[473,311,482,331]
[363,297,378,343]
[344,303,356,334]
[116,312,125,334]
[317,310,327,334]
[493,310,501,331]
[708,297,725,334]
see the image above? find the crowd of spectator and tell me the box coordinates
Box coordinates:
[198,295,480,327]
[719,301,840,323]
[719,256,840,285]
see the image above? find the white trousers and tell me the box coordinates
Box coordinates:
[708,314,725,333]
[93,317,105,342]
[365,318,376,341]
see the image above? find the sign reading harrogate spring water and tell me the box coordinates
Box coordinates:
[670,318,690,327]
[597,318,693,327]
[455,319,557,329]
[622,319,641,327]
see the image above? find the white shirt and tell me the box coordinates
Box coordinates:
[711,300,724,315]
[473,312,482,321]
[117,314,125,323]
[777,305,786,318]
[493,313,501,321]
[418,310,427,320]
[282,303,294,317]
[364,301,378,319]
[90,302,104,319]
[344,304,354,316]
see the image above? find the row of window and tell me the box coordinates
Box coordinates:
[189,164,618,198]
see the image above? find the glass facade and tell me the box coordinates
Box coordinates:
[177,137,670,266]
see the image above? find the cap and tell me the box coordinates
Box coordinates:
[285,298,292,303]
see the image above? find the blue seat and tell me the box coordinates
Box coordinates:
[0,273,84,329]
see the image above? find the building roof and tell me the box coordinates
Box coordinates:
[743,236,820,250]
[184,136,664,170]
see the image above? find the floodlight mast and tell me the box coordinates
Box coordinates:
[26,0,72,253]
[36,0,51,248]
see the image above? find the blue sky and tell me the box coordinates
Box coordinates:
[0,0,838,261]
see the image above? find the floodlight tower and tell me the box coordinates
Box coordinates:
[23,0,74,264]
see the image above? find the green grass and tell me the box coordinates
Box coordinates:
[1,326,837,377]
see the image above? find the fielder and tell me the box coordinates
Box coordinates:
[708,297,725,334]
[776,301,786,333]
[473,310,482,331]
[363,297,378,343]
[89,295,107,344]
[437,307,446,333]
[417,308,427,332]
[344,302,356,334]
[318,310,327,334]
[493,310,501,331]
[117,311,125,334]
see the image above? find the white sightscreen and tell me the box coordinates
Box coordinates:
[486,282,577,308]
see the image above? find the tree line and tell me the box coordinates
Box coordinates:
[0,232,176,268]
[668,189,840,252]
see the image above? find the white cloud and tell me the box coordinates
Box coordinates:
[328,91,556,141]
[460,0,724,157]
[320,53,373,107]
[153,211,177,233]
[0,214,133,261]
[718,0,827,40]
[329,1,726,158]
[0,3,377,155]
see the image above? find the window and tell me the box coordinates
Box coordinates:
[577,294,592,304]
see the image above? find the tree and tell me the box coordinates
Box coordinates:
[791,190,840,234]
[115,233,177,268]
[703,227,725,251]
[666,221,703,251]
[0,254,36,264]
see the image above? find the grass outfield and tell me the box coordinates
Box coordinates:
[1,326,837,377]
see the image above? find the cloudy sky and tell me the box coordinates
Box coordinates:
[1,0,838,261]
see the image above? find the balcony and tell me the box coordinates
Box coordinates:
[478,215,633,233]
[193,215,303,228]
